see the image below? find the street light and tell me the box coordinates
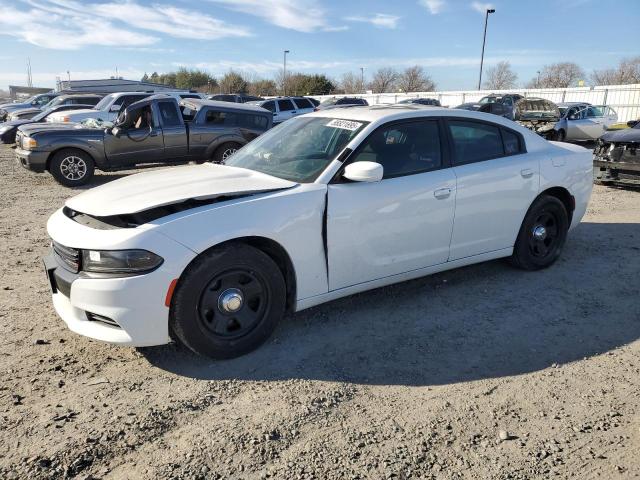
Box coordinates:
[283,50,290,96]
[360,67,365,93]
[477,8,495,90]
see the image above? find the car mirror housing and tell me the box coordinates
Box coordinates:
[343,161,384,183]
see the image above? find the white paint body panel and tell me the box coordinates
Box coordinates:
[45,106,593,347]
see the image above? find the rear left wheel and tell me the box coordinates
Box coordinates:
[170,244,286,359]
[510,195,569,271]
[212,142,241,164]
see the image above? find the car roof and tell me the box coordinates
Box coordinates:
[557,102,590,107]
[180,98,271,113]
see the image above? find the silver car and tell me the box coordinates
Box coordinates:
[554,102,618,142]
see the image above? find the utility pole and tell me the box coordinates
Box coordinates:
[26,58,32,88]
[477,8,495,90]
[360,67,365,93]
[283,50,290,96]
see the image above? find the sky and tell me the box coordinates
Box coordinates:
[0,0,638,92]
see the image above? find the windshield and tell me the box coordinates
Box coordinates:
[479,96,500,104]
[224,116,369,182]
[93,94,116,110]
[320,98,338,106]
[78,117,113,129]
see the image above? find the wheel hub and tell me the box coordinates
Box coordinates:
[218,288,243,313]
[533,225,547,240]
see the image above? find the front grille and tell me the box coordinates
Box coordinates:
[53,241,80,273]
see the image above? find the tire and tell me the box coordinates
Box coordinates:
[556,129,566,142]
[49,149,95,187]
[170,244,286,359]
[510,195,569,271]
[211,142,241,164]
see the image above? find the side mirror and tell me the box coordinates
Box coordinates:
[343,161,383,183]
[111,127,122,137]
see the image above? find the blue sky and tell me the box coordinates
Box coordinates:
[0,0,638,91]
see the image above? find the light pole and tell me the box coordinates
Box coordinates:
[360,67,365,93]
[477,8,495,90]
[283,50,290,96]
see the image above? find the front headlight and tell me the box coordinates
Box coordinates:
[81,249,163,274]
[23,137,37,149]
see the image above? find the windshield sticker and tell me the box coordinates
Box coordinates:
[326,119,363,131]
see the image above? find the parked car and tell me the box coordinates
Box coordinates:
[455,94,523,119]
[593,120,640,186]
[316,97,369,111]
[209,94,265,103]
[16,96,272,186]
[397,98,441,106]
[45,91,205,124]
[7,94,104,121]
[0,92,59,121]
[0,104,96,144]
[248,96,315,124]
[513,97,562,140]
[42,105,592,358]
[554,103,618,142]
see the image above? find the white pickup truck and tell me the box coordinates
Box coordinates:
[46,91,205,124]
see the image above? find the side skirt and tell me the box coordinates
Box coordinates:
[295,247,513,312]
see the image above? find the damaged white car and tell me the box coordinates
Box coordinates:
[45,106,593,358]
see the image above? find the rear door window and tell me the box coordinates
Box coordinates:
[158,101,182,127]
[293,98,313,109]
[448,120,504,165]
[262,101,276,112]
[238,114,269,130]
[501,128,523,155]
[277,99,296,112]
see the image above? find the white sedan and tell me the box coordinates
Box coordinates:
[45,106,593,358]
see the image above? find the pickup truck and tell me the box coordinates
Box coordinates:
[16,95,273,186]
[45,91,204,125]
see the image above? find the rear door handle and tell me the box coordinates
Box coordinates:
[434,187,452,199]
[520,168,534,178]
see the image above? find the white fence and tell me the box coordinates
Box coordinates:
[312,84,640,122]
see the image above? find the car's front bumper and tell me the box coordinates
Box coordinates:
[16,147,48,173]
[45,208,198,347]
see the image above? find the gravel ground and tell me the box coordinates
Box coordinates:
[0,144,639,480]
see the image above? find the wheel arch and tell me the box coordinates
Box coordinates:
[46,146,97,172]
[536,186,575,225]
[176,236,297,313]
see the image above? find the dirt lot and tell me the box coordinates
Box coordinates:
[0,144,639,480]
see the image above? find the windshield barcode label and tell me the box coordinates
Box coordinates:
[326,119,363,131]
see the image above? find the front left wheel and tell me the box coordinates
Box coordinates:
[49,149,95,187]
[170,244,286,359]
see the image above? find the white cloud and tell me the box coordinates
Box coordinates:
[208,0,331,33]
[0,67,147,89]
[345,14,401,29]
[471,1,495,14]
[0,0,250,50]
[419,0,445,14]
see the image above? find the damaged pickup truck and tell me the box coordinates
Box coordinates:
[594,120,640,186]
[15,95,272,186]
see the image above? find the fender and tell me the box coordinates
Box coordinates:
[45,138,107,170]
[204,134,248,158]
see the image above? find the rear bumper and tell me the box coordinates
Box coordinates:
[16,147,48,173]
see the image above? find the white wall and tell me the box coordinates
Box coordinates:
[312,84,640,122]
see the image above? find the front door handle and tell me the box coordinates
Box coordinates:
[434,187,452,199]
[520,168,534,178]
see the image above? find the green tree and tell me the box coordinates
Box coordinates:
[219,70,248,93]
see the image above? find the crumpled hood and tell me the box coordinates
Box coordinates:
[65,164,297,217]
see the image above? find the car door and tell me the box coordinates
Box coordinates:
[191,107,239,158]
[157,100,188,161]
[567,105,601,140]
[598,105,618,131]
[447,119,539,261]
[104,102,164,167]
[327,119,456,291]
[276,99,297,123]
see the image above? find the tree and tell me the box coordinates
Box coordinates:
[397,65,436,92]
[149,72,160,83]
[340,71,365,94]
[141,73,149,82]
[219,70,248,94]
[298,74,335,95]
[482,61,517,90]
[368,67,399,93]
[591,56,640,85]
[248,79,277,96]
[534,62,585,88]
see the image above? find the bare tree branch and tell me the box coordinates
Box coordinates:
[368,67,399,93]
[482,61,517,90]
[397,66,436,92]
